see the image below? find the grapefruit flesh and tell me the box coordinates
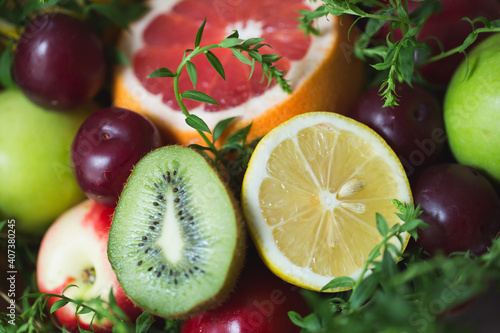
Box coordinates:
[134,0,307,112]
[114,0,365,145]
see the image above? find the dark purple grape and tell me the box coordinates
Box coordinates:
[71,107,162,207]
[13,13,106,110]
[348,83,445,177]
[412,163,500,255]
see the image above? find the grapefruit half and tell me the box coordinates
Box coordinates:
[113,0,365,145]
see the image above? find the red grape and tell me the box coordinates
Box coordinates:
[13,13,106,110]
[348,83,445,177]
[412,163,500,255]
[71,107,162,207]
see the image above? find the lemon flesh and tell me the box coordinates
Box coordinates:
[242,112,412,291]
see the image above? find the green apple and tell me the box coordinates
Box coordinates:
[0,89,93,235]
[444,32,500,185]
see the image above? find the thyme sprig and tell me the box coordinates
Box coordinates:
[299,0,500,107]
[148,18,291,194]
[0,282,173,333]
[289,200,500,333]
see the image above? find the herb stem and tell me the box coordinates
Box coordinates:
[172,43,227,162]
[351,229,397,292]
[422,27,500,65]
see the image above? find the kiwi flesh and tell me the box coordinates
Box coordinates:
[107,146,246,318]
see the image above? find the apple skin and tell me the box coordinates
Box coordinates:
[0,89,92,235]
[36,199,142,332]
[443,33,500,186]
[180,253,310,333]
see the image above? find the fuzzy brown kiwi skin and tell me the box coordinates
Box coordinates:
[110,146,248,319]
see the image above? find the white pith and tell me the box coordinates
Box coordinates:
[242,113,412,290]
[37,200,117,325]
[226,20,264,40]
[117,0,334,136]
[155,190,185,264]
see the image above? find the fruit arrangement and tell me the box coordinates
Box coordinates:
[1,0,500,332]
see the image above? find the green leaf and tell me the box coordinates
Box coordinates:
[350,273,379,309]
[194,17,206,48]
[185,114,211,134]
[401,219,429,240]
[365,8,392,37]
[147,67,176,78]
[232,49,252,66]
[376,213,389,236]
[50,299,69,314]
[460,31,478,53]
[247,58,256,80]
[0,41,16,89]
[17,323,29,333]
[76,306,92,315]
[182,90,219,105]
[490,19,500,28]
[135,312,155,333]
[241,37,265,48]
[392,199,406,213]
[62,284,78,293]
[225,30,239,39]
[220,37,243,48]
[225,123,252,145]
[321,276,356,291]
[205,50,225,80]
[262,53,281,63]
[398,41,415,86]
[381,247,396,277]
[186,61,197,89]
[246,49,262,63]
[288,312,322,330]
[188,143,212,151]
[213,117,237,142]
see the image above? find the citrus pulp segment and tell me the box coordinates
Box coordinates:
[113,0,364,145]
[241,112,412,292]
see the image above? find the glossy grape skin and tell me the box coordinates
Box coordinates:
[13,13,106,111]
[180,253,309,333]
[412,163,500,255]
[71,107,162,207]
[348,84,445,177]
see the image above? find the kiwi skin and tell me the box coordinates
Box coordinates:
[109,146,247,319]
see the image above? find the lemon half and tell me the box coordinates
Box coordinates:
[241,112,412,292]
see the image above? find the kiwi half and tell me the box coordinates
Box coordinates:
[107,146,246,318]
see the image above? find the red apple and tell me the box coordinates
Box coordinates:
[36,200,142,332]
[180,253,310,333]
